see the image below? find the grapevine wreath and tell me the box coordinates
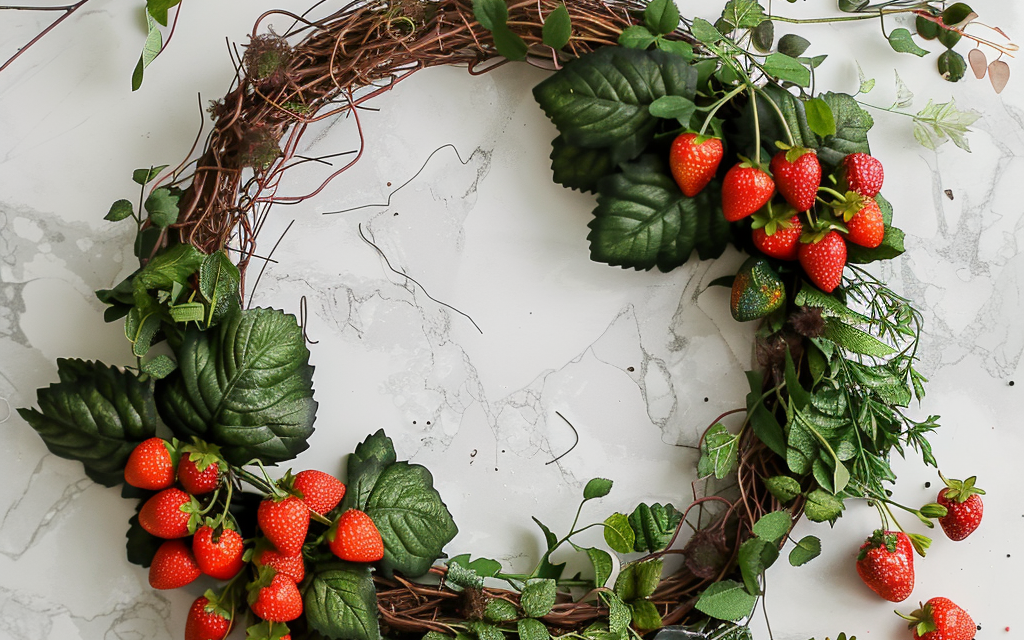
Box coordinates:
[14,0,1010,639]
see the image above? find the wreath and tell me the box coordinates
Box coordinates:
[13,1,1005,639]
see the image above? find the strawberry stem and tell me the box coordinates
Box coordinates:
[749,86,762,166]
[756,89,796,147]
[698,84,746,136]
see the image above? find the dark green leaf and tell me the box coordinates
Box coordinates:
[365,462,459,577]
[804,97,836,138]
[603,512,635,553]
[888,28,929,57]
[938,49,967,82]
[533,47,698,164]
[804,488,845,523]
[199,250,241,324]
[937,26,961,49]
[473,0,507,30]
[917,15,941,40]
[629,600,662,631]
[941,3,974,26]
[614,558,662,602]
[628,503,682,552]
[141,355,177,380]
[618,26,656,50]
[126,512,163,567]
[788,535,821,566]
[18,360,157,486]
[146,0,180,26]
[584,477,613,500]
[822,319,896,357]
[752,510,791,543]
[585,547,613,587]
[698,423,739,479]
[105,199,135,222]
[648,95,696,123]
[492,25,528,61]
[132,165,169,185]
[542,5,571,49]
[144,188,179,228]
[721,0,767,29]
[533,516,558,550]
[745,371,787,457]
[644,0,680,35]
[156,307,317,465]
[777,34,810,57]
[751,20,774,52]
[694,580,757,621]
[132,12,162,91]
[342,429,397,512]
[737,537,778,595]
[468,622,503,640]
[549,135,615,194]
[763,52,810,86]
[838,0,868,10]
[690,18,723,44]
[304,563,381,640]
[783,348,810,410]
[521,579,557,617]
[763,475,801,504]
[518,618,550,640]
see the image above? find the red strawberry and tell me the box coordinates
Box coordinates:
[753,215,802,261]
[178,443,222,495]
[798,231,847,293]
[193,526,245,580]
[900,597,975,640]
[329,509,384,563]
[770,147,821,212]
[139,488,194,539]
[936,473,985,541]
[249,569,303,622]
[669,133,724,197]
[257,496,309,556]
[843,199,885,248]
[185,595,232,640]
[722,162,775,221]
[255,545,306,583]
[293,470,346,515]
[149,539,201,590]
[855,529,915,602]
[124,438,176,490]
[841,152,884,197]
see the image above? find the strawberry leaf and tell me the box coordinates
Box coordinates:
[340,429,397,512]
[698,423,739,479]
[628,503,682,552]
[304,562,381,640]
[549,135,616,193]
[614,558,662,602]
[694,579,757,621]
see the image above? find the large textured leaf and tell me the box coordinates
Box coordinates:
[340,429,397,512]
[365,462,458,578]
[534,47,698,163]
[589,156,729,271]
[17,359,158,486]
[304,562,380,640]
[156,307,317,465]
[549,135,616,193]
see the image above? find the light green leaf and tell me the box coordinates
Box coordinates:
[912,98,980,152]
[856,62,875,94]
[585,547,613,587]
[690,18,724,44]
[698,423,739,479]
[603,512,635,554]
[518,618,550,640]
[804,97,836,138]
[485,599,518,622]
[763,476,801,504]
[614,558,662,602]
[144,188,179,228]
[789,535,822,566]
[763,52,810,87]
[822,319,896,357]
[721,0,767,29]
[804,488,845,523]
[473,0,508,30]
[752,511,791,543]
[618,25,656,50]
[644,0,680,35]
[146,0,180,26]
[603,593,631,636]
[542,4,571,49]
[304,563,380,640]
[168,302,205,323]
[105,199,135,222]
[888,28,928,57]
[694,580,758,621]
[629,600,662,631]
[520,579,557,617]
[132,11,163,91]
[584,477,613,500]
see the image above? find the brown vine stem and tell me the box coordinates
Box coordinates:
[0,0,92,75]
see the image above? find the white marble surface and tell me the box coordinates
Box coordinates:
[1,1,1022,639]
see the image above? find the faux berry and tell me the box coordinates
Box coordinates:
[798,231,847,293]
[752,215,802,261]
[770,147,821,212]
[722,162,775,221]
[178,443,222,495]
[841,152,884,197]
[843,198,885,248]
[193,526,245,580]
[936,473,985,541]
[249,569,303,623]
[139,488,194,539]
[124,438,176,490]
[255,545,306,583]
[293,470,346,515]
[669,133,724,197]
[856,529,915,602]
[185,595,232,640]
[901,597,976,640]
[257,496,309,556]
[149,539,201,590]
[329,509,384,563]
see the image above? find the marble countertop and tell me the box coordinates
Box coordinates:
[1,1,1021,639]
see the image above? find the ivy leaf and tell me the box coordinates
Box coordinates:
[304,562,380,640]
[737,537,778,595]
[585,547,613,587]
[644,0,680,35]
[804,488,845,523]
[763,52,810,87]
[629,600,662,631]
[694,580,758,621]
[887,28,929,57]
[603,512,635,553]
[856,62,875,94]
[720,0,767,29]
[752,511,791,544]
[533,47,697,164]
[106,200,135,222]
[690,18,724,44]
[618,25,657,50]
[589,156,729,271]
[518,618,550,640]
[132,165,169,185]
[542,5,571,49]
[778,34,810,57]
[603,593,632,636]
[365,462,459,578]
[789,535,822,566]
[628,503,682,552]
[341,429,397,511]
[614,558,662,602]
[521,579,557,617]
[17,359,158,486]
[763,476,801,504]
[912,98,980,152]
[144,188,179,228]
[492,25,528,61]
[473,0,508,30]
[584,477,613,500]
[698,423,739,479]
[156,307,317,465]
[804,98,836,138]
[132,11,163,91]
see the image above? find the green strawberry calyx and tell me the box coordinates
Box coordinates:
[275,469,305,499]
[938,471,986,502]
[896,601,939,637]
[247,620,291,640]
[857,529,899,560]
[689,132,720,146]
[182,438,223,473]
[774,141,816,163]
[202,588,234,621]
[246,564,280,606]
[735,154,771,173]
[750,203,798,234]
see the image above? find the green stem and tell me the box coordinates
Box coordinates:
[817,186,847,201]
[770,9,914,24]
[698,84,746,136]
[749,86,762,166]
[757,88,796,146]
[234,466,275,494]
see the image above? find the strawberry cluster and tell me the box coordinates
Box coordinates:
[124,438,386,640]
[670,134,887,293]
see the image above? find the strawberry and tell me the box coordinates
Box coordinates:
[770,147,821,212]
[255,544,306,583]
[185,595,232,640]
[178,442,222,495]
[840,152,884,197]
[843,198,885,248]
[140,488,195,539]
[248,567,303,622]
[124,438,177,490]
[936,473,985,541]
[328,509,384,563]
[722,162,775,221]
[257,496,309,556]
[798,231,847,293]
[855,529,915,602]
[900,597,975,640]
[753,215,802,261]
[193,526,245,580]
[292,470,346,515]
[669,133,724,197]
[149,539,201,590]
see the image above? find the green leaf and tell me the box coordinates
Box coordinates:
[648,95,696,124]
[690,18,724,44]
[542,5,571,49]
[804,98,836,138]
[473,0,508,30]
[721,0,767,29]
[17,359,158,486]
[518,618,550,640]
[942,3,974,27]
[887,28,929,57]
[629,600,662,631]
[199,250,241,324]
[644,0,679,35]
[752,511,791,544]
[751,20,774,53]
[628,503,682,552]
[146,0,180,26]
[655,38,693,59]
[937,49,967,83]
[912,98,979,152]
[856,62,875,94]
[533,516,559,550]
[533,47,697,164]
[589,155,729,271]
[603,593,631,636]
[105,199,135,222]
[778,34,810,57]
[125,512,163,567]
[132,165,169,185]
[711,624,753,640]
[737,538,778,595]
[789,535,821,566]
[141,355,177,380]
[144,188,179,228]
[585,547,613,587]
[169,301,205,323]
[763,52,810,87]
[305,563,380,640]
[603,512,635,553]
[485,599,519,622]
[549,135,615,194]
[783,348,810,410]
[745,370,786,457]
[694,580,757,621]
[763,476,801,504]
[795,284,870,324]
[822,318,896,357]
[156,307,317,465]
[521,579,557,617]
[698,423,739,479]
[365,462,459,578]
[838,0,868,10]
[584,477,613,500]
[804,488,845,523]
[132,11,163,91]
[468,624,503,640]
[614,558,662,602]
[342,429,397,511]
[448,555,502,589]
[618,26,657,50]
[492,24,528,61]
[917,15,941,40]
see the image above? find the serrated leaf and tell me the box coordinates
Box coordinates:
[473,0,507,30]
[690,18,724,44]
[763,476,801,504]
[614,558,662,602]
[304,563,380,640]
[447,559,485,589]
[721,0,766,29]
[752,510,791,543]
[912,98,980,152]
[17,359,158,486]
[698,423,738,479]
[521,579,557,617]
[144,188,179,228]
[548,135,615,194]
[105,199,135,222]
[804,97,836,138]
[132,11,163,91]
[542,4,571,49]
[618,25,657,50]
[789,535,821,566]
[644,0,679,35]
[778,34,810,58]
[888,28,928,57]
[518,618,550,640]
[366,462,459,578]
[603,512,635,553]
[341,429,397,512]
[628,503,682,552]
[694,580,757,621]
[155,307,317,465]
[763,52,810,87]
[585,547,613,587]
[584,477,613,500]
[804,488,845,523]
